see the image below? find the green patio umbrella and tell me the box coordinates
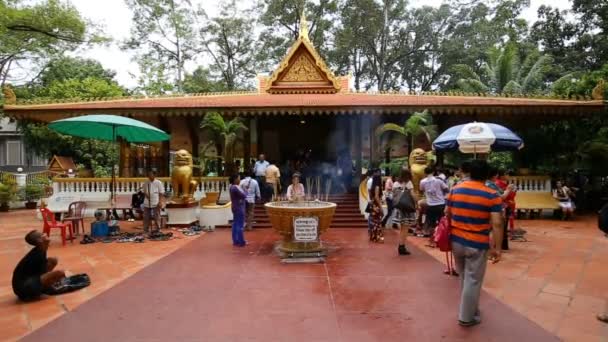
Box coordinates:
[48,114,170,203]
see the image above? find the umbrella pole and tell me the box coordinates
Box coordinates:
[112,125,116,206]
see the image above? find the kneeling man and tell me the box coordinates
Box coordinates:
[12,230,65,301]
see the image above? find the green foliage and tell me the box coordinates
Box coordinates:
[0,179,17,205]
[20,123,117,176]
[183,67,227,93]
[451,43,553,95]
[24,182,45,202]
[123,0,197,93]
[256,0,338,71]
[551,63,608,98]
[0,0,106,86]
[488,152,515,171]
[200,112,248,175]
[379,157,408,177]
[200,1,257,90]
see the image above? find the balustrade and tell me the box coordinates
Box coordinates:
[507,176,552,192]
[52,176,229,196]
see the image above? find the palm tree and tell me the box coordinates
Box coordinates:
[375,110,437,159]
[451,43,553,95]
[200,112,248,175]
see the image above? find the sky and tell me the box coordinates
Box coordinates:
[68,0,573,89]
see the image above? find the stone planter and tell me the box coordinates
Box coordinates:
[265,201,336,257]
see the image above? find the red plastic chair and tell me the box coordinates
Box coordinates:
[40,207,73,246]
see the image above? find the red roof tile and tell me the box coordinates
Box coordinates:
[4,93,604,112]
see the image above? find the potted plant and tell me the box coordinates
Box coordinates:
[24,183,45,209]
[0,183,13,212]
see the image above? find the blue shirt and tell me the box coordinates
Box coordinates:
[239,177,261,204]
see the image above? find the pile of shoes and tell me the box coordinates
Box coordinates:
[180,225,203,236]
[510,228,527,242]
[148,230,173,241]
[80,235,96,244]
[116,232,145,243]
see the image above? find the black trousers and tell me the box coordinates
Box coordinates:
[502,208,510,250]
[382,198,394,227]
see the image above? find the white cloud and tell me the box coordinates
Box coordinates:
[70,0,573,89]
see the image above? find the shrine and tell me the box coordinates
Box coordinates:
[3,14,606,180]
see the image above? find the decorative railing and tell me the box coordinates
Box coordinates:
[26,170,58,184]
[507,176,552,192]
[52,176,230,196]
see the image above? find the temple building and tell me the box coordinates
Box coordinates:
[3,15,606,179]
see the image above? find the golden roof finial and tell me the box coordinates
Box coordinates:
[299,10,309,41]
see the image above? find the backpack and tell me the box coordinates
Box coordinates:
[599,203,608,234]
[44,274,91,295]
[434,216,451,252]
[394,188,416,213]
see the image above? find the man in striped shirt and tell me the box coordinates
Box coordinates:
[446,159,503,327]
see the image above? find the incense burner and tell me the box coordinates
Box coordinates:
[265,200,336,257]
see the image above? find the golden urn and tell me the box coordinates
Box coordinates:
[265,200,337,257]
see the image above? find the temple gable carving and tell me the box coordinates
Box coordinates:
[281,54,325,82]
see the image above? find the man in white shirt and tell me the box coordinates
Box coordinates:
[143,170,164,233]
[240,173,261,231]
[420,167,448,239]
[253,154,269,200]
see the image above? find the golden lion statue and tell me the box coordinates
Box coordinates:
[409,148,431,196]
[171,149,198,203]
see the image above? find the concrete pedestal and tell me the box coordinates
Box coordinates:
[166,202,198,227]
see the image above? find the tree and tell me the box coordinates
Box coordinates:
[255,0,338,71]
[200,1,257,90]
[451,43,553,95]
[440,0,530,90]
[123,0,198,93]
[14,56,126,99]
[0,0,101,87]
[571,0,608,69]
[182,66,227,93]
[398,5,452,91]
[375,110,437,157]
[330,0,370,91]
[200,112,248,176]
[14,57,125,176]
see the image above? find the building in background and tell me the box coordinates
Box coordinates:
[0,117,47,172]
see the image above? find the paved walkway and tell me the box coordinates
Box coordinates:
[409,216,608,341]
[0,209,200,341]
[1,209,607,341]
[22,228,556,342]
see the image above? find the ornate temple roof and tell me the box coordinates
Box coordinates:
[4,92,604,121]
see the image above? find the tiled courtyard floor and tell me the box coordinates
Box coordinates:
[409,215,608,341]
[0,209,201,341]
[0,209,607,341]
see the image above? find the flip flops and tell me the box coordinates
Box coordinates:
[80,235,95,244]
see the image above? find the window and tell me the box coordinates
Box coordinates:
[6,140,22,165]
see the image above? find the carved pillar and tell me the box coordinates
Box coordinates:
[119,139,132,177]
[353,116,362,183]
[189,117,200,176]
[250,118,258,160]
[244,118,251,173]
[160,116,171,177]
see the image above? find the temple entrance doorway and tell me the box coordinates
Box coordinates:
[258,116,349,165]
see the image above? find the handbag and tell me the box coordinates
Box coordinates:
[434,216,451,252]
[394,188,416,213]
[365,202,372,213]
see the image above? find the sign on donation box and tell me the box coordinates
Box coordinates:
[293,217,319,242]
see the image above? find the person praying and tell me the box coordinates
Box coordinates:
[286,173,305,201]
[12,230,66,301]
